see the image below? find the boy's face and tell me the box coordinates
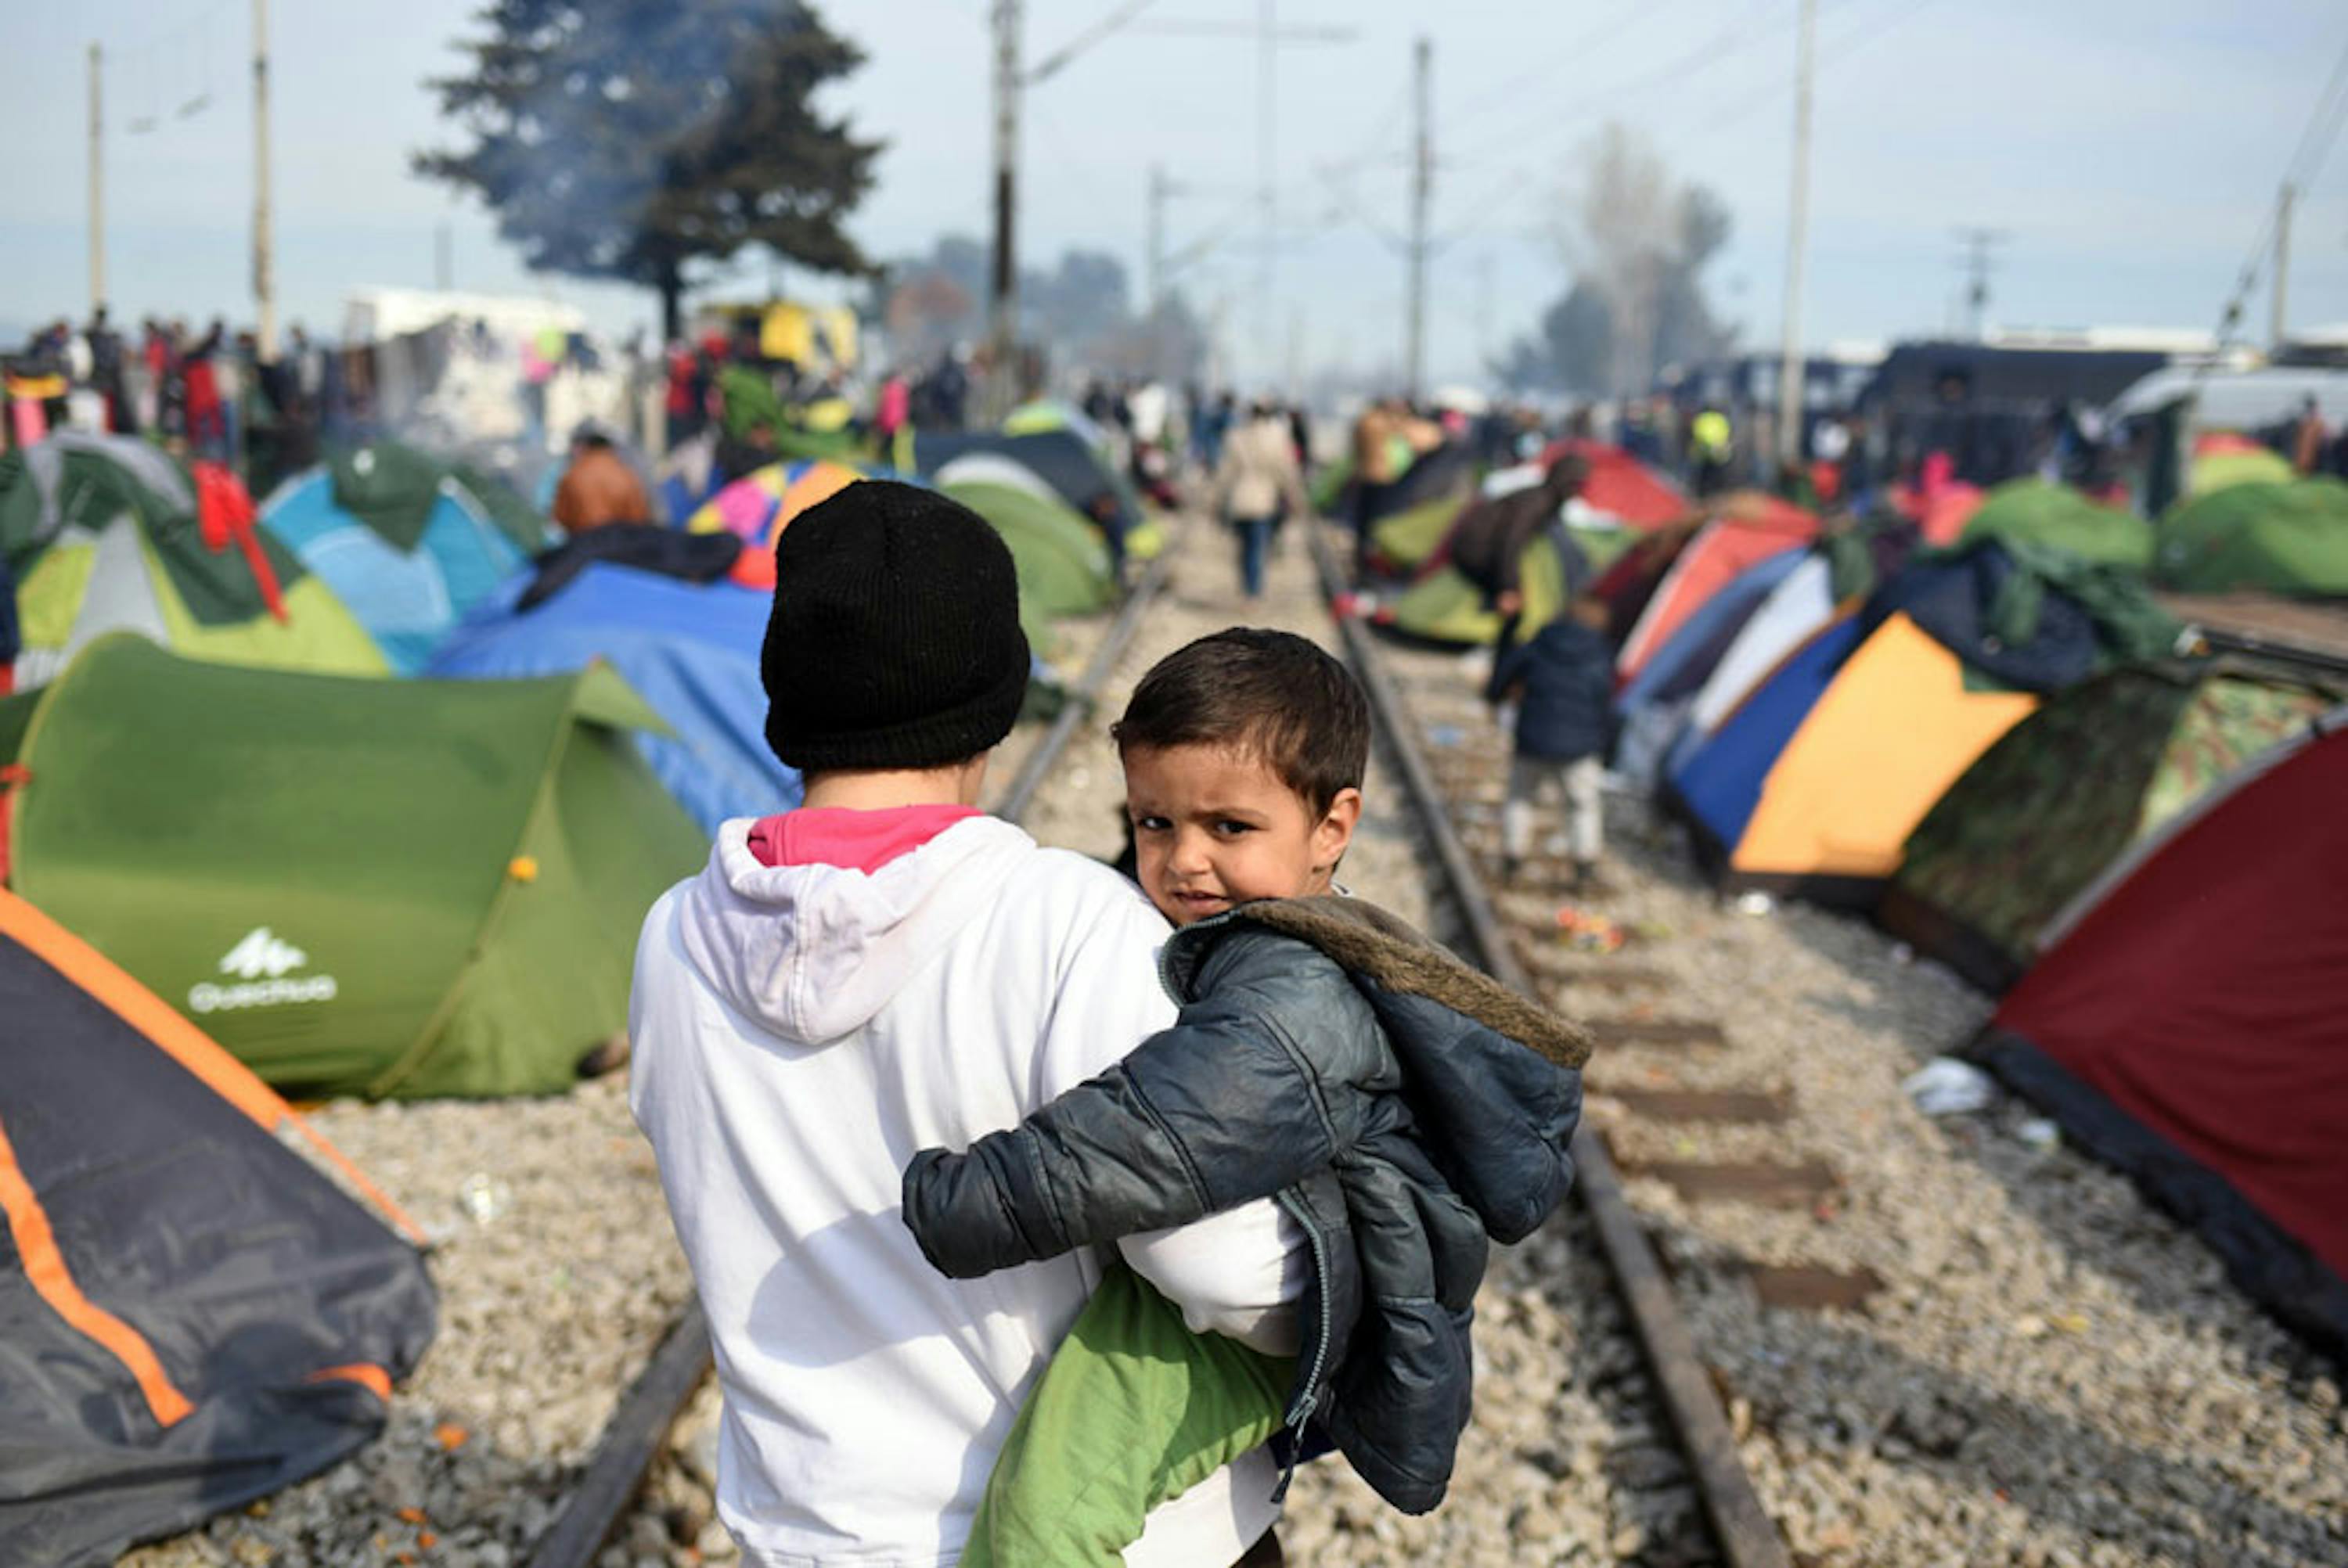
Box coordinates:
[1121,744,1362,926]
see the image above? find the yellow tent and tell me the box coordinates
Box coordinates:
[1732,613,2037,888]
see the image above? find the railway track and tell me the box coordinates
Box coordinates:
[1305,525,1791,1568]
[1312,525,2348,1568]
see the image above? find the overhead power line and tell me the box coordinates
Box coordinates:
[1676,0,1942,142]
[1437,0,1684,142]
[1027,0,1158,85]
[1426,0,1928,257]
[2207,31,2348,354]
[1439,0,1792,174]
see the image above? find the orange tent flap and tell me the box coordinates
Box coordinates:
[1734,613,2037,879]
[307,1361,393,1401]
[777,462,859,522]
[0,1109,196,1428]
[0,890,429,1246]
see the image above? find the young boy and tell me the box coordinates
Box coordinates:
[1489,596,1616,893]
[629,483,1307,1568]
[904,629,1591,1563]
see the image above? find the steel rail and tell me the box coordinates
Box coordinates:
[1306,523,1792,1568]
[992,546,1177,822]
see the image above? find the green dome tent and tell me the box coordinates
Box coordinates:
[2154,478,2348,597]
[1958,480,2153,570]
[1882,660,2340,991]
[0,637,706,1099]
[322,437,551,556]
[2188,444,2295,496]
[1309,453,1354,516]
[1375,526,1636,646]
[0,434,386,690]
[943,480,1117,619]
[1368,491,1475,573]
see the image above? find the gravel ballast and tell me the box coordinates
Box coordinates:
[1359,560,2348,1568]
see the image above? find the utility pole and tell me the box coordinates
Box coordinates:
[252,0,276,359]
[88,43,105,313]
[989,0,1023,416]
[1147,166,1168,320]
[2271,182,2295,351]
[1474,251,1495,372]
[1146,165,1190,383]
[1405,35,1432,401]
[1257,0,1277,385]
[1953,226,2008,342]
[1773,0,1815,470]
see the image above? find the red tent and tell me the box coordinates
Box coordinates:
[1615,502,1820,682]
[1975,713,2348,1359]
[1540,439,1688,530]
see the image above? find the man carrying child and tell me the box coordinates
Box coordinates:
[629,484,1302,1566]
[632,481,1586,1566]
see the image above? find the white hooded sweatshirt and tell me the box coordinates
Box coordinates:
[631,815,1302,1568]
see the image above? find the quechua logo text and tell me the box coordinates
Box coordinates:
[190,927,339,1013]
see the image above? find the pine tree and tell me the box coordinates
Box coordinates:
[416,0,882,338]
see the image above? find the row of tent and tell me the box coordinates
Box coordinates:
[5,426,1136,685]
[1355,434,2348,1363]
[0,412,1164,1559]
[0,419,1152,1109]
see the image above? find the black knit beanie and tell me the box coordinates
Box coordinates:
[761,480,1032,771]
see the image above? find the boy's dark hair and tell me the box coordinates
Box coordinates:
[1113,628,1370,815]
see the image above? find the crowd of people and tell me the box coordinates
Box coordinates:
[3,309,312,469]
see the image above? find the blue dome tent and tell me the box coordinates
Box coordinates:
[260,449,538,674]
[427,563,801,834]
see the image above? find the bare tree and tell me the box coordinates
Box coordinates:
[1529,123,1736,398]
[1551,125,1666,397]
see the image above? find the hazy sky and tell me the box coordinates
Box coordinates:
[4,0,2345,387]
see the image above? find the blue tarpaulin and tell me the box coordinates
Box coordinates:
[427,563,801,833]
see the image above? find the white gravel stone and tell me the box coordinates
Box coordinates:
[1367,537,2348,1568]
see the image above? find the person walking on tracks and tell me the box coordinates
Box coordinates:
[628,482,1302,1568]
[1211,399,1312,604]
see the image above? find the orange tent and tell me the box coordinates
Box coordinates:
[1729,613,2037,893]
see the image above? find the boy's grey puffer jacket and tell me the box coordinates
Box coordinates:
[902,895,1590,1514]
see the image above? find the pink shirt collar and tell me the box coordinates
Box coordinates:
[745,804,984,872]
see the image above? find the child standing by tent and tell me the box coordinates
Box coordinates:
[903,629,1590,1564]
[1490,598,1617,894]
[629,483,1303,1567]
